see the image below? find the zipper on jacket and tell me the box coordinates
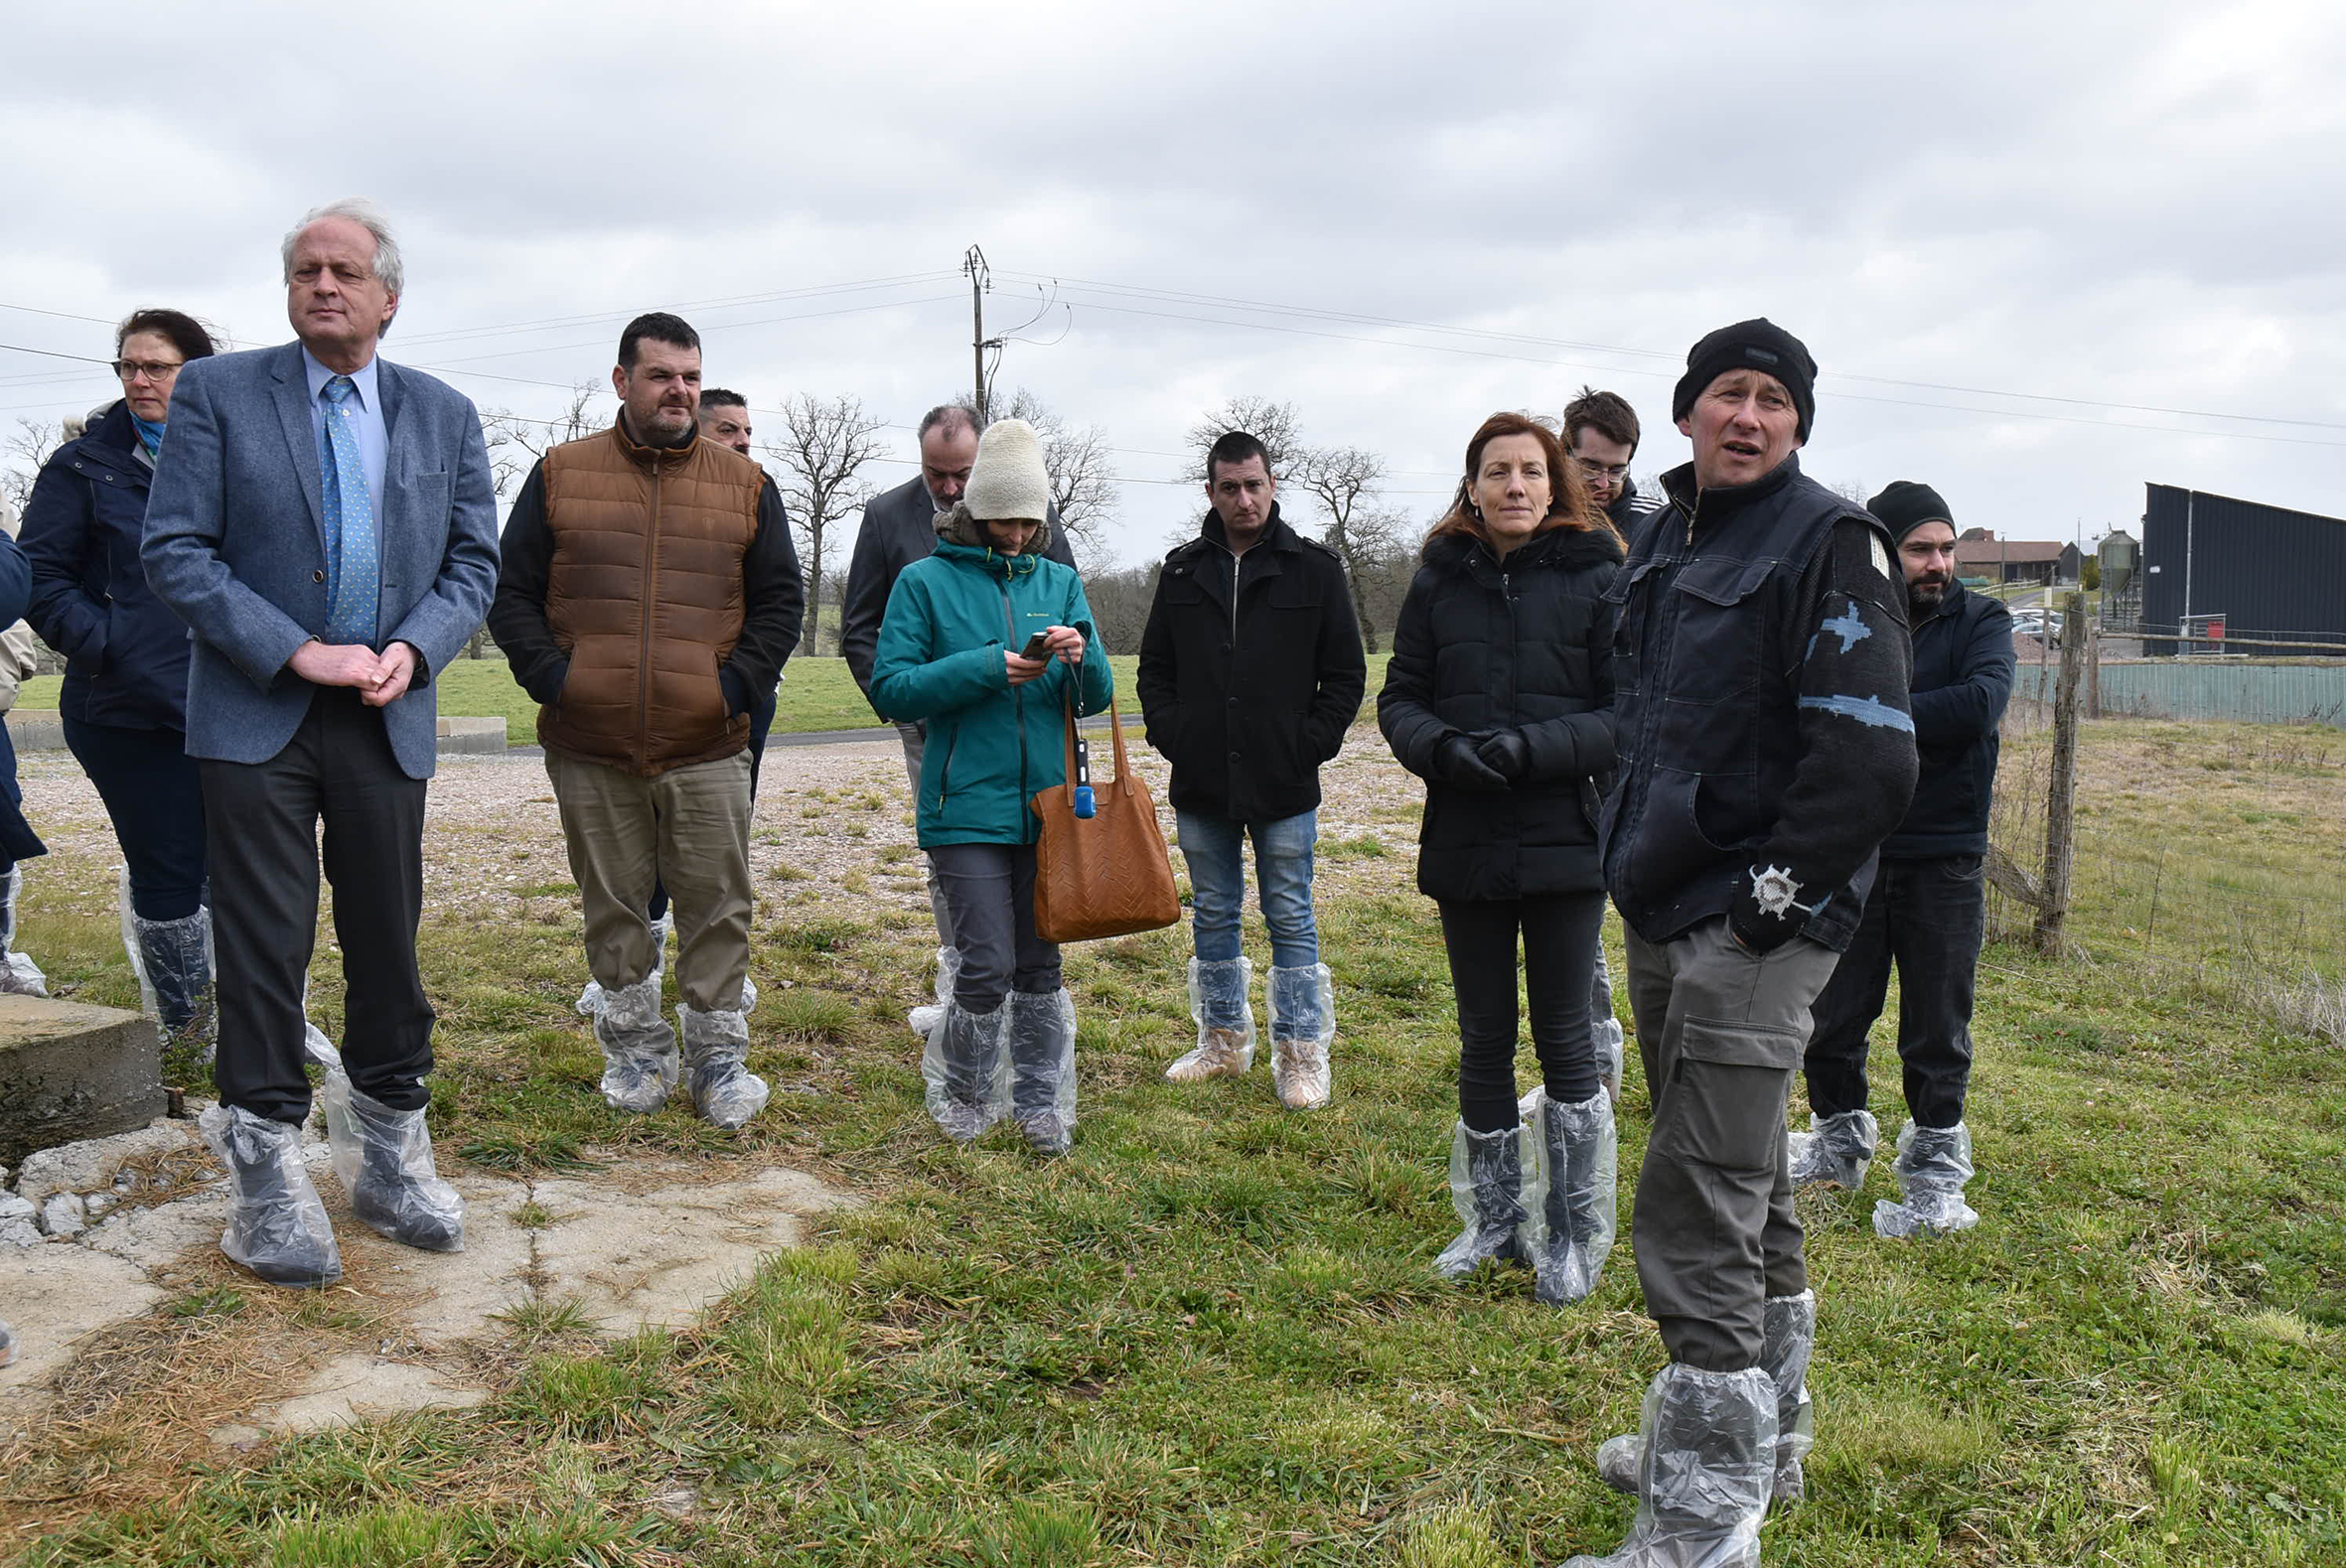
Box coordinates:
[1000,576,1030,810]
[636,466,660,774]
[936,725,957,810]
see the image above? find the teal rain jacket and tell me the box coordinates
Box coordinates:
[871,537,1113,847]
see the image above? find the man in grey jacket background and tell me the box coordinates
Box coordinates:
[840,403,1076,1029]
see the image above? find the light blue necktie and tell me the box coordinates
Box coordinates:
[318,374,379,646]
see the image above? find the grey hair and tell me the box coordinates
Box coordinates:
[918,403,980,445]
[281,198,404,333]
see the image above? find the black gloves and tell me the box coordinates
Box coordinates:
[1435,735,1511,791]
[1475,729,1531,783]
[1728,863,1810,954]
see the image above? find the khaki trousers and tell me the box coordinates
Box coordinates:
[547,749,752,1012]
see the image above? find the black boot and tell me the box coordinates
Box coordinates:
[925,1001,1007,1143]
[1534,1089,1618,1306]
[201,1104,342,1288]
[325,1072,466,1252]
[1006,988,1077,1155]
[132,906,217,1048]
[1434,1121,1529,1279]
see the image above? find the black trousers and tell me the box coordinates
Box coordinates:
[64,716,207,922]
[1803,853,1984,1129]
[202,687,433,1124]
[1437,891,1608,1131]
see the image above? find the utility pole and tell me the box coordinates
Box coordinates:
[963,245,989,427]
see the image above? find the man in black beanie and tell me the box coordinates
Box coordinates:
[1788,482,2013,1240]
[1568,321,1917,1568]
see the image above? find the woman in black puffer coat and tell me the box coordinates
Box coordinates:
[1379,410,1623,1307]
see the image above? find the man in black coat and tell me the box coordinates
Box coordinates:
[1789,482,2013,1239]
[1137,430,1366,1109]
[840,404,1076,1030]
[1564,385,1652,533]
[1571,322,1917,1568]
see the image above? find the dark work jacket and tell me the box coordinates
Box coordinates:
[1887,579,2013,858]
[1604,476,1648,533]
[1378,524,1623,902]
[20,401,192,729]
[841,475,1076,704]
[1137,504,1367,821]
[1601,456,1917,952]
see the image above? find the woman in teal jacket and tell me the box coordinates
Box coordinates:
[871,419,1112,1154]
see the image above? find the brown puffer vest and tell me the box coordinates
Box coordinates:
[535,423,766,777]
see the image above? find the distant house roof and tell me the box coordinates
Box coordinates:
[1955,539,2070,567]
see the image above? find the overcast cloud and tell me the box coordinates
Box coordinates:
[4,0,2342,567]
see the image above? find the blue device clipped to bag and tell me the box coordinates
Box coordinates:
[1073,734,1095,818]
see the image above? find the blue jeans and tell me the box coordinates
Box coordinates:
[1176,808,1320,971]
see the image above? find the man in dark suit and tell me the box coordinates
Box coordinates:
[144,199,500,1289]
[839,404,1076,1029]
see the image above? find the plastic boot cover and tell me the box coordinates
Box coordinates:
[1267,962,1335,1109]
[129,904,217,1044]
[1592,945,1626,1107]
[1565,1363,1777,1568]
[577,913,672,1018]
[1534,1087,1618,1306]
[595,975,679,1114]
[200,1103,342,1288]
[908,945,959,1039]
[1435,1120,1531,1279]
[1787,1107,1879,1191]
[322,1070,466,1252]
[1166,955,1254,1081]
[1006,987,1079,1155]
[1874,1120,1979,1237]
[924,999,1010,1143]
[0,1319,14,1367]
[1599,1290,1816,1504]
[680,1003,770,1130]
[0,866,47,997]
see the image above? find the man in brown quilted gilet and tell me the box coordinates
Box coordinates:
[489,312,803,1127]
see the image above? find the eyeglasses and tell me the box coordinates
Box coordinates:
[1573,456,1629,481]
[114,359,184,383]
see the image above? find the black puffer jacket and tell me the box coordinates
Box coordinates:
[1378,523,1623,902]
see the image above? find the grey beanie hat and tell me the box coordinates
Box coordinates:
[962,418,1051,522]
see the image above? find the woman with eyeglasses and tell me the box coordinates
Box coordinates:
[20,308,220,1052]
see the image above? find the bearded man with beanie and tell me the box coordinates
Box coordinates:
[1569,320,1917,1568]
[489,313,803,1130]
[870,419,1111,1155]
[1788,481,2012,1237]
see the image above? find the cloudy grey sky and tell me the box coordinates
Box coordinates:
[4,0,2342,569]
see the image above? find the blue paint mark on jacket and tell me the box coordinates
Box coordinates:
[1798,692,1914,732]
[1816,607,1873,656]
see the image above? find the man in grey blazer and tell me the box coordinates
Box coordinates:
[839,404,1076,1028]
[144,199,500,1289]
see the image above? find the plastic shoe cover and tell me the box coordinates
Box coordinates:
[594,975,679,1114]
[126,900,217,1043]
[908,945,959,1039]
[0,867,47,998]
[925,999,1010,1143]
[200,1103,342,1288]
[321,1071,465,1252]
[1533,1087,1618,1306]
[1267,962,1334,1109]
[1006,987,1079,1155]
[290,977,343,1073]
[0,1319,14,1367]
[1435,1120,1532,1279]
[680,1004,770,1130]
[1591,946,1626,1106]
[1787,1107,1879,1191]
[1873,1120,1979,1237]
[577,913,672,1017]
[1597,1290,1816,1504]
[1168,956,1255,1080]
[1565,1363,1777,1568]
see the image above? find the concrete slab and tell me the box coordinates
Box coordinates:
[0,1242,166,1435]
[240,1352,490,1436]
[13,1119,201,1208]
[371,1173,535,1346]
[0,996,165,1166]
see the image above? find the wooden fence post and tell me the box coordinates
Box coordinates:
[2086,623,2102,720]
[2034,591,2088,954]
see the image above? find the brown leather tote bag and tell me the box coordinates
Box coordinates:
[1029,686,1181,943]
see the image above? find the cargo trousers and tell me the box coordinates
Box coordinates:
[1622,915,1841,1370]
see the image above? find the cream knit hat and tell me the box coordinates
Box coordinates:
[962,418,1051,522]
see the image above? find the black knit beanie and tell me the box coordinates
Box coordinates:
[1867,481,1953,541]
[1672,318,1818,442]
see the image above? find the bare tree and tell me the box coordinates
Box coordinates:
[480,383,606,499]
[0,418,67,517]
[766,393,886,654]
[1291,444,1397,651]
[1182,396,1303,483]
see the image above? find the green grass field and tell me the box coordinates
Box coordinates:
[6,716,2342,1566]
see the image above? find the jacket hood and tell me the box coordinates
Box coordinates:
[936,499,1054,559]
[1421,521,1625,574]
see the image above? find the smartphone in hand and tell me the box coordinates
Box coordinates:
[1018,631,1054,661]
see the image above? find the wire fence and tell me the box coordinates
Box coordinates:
[2012,657,2346,728]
